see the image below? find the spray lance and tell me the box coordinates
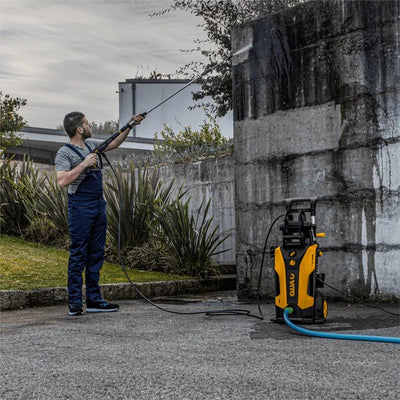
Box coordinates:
[91,44,253,155]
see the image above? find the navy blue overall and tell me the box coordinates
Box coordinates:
[66,143,106,306]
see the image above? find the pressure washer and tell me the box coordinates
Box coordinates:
[272,197,327,324]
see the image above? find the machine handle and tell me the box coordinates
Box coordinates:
[285,197,318,215]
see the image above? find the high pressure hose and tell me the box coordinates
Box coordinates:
[283,308,400,344]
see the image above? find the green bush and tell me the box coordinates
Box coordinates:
[104,162,177,251]
[122,242,174,274]
[0,158,29,235]
[13,158,69,246]
[155,198,231,278]
[152,112,233,164]
[23,215,59,244]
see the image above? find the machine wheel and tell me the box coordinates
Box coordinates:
[315,291,327,322]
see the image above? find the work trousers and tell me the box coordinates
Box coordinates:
[67,195,107,305]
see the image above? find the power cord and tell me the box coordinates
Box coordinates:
[255,214,286,318]
[317,277,400,317]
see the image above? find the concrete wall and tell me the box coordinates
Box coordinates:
[157,156,235,265]
[232,0,400,299]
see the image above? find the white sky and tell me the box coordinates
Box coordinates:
[0,0,209,128]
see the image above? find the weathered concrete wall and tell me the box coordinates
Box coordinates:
[157,156,235,265]
[232,0,400,299]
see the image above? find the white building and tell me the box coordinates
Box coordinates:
[118,79,233,139]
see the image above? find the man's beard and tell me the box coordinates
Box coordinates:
[82,127,92,139]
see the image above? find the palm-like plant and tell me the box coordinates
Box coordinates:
[155,198,231,278]
[0,158,28,235]
[12,159,69,245]
[104,162,176,251]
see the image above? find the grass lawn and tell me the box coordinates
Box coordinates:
[0,235,191,291]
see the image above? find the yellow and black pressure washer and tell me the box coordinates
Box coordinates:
[272,197,328,324]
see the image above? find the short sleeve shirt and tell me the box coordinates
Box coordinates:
[54,139,101,195]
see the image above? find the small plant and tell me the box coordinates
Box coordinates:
[155,198,231,278]
[13,158,69,246]
[23,215,59,244]
[104,162,177,252]
[0,158,29,235]
[122,242,174,274]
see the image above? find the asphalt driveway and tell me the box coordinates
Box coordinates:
[1,292,399,400]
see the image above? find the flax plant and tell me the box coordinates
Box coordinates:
[104,162,177,251]
[0,158,28,235]
[12,158,69,245]
[155,198,231,278]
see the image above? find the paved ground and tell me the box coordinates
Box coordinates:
[1,292,399,400]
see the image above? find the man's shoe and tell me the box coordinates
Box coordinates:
[86,301,119,313]
[68,304,83,316]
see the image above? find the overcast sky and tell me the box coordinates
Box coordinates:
[0,0,209,128]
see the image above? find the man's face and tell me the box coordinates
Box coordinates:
[79,117,92,139]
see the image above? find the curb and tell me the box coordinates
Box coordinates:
[0,275,236,311]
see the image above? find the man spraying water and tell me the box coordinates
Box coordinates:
[55,111,145,316]
[53,43,251,317]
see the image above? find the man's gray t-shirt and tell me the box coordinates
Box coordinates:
[54,139,101,195]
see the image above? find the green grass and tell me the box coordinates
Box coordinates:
[0,235,192,291]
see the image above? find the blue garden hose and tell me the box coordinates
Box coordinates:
[283,307,400,344]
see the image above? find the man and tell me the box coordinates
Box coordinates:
[55,111,145,315]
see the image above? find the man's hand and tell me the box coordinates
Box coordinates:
[57,155,95,189]
[105,113,147,152]
[83,153,98,168]
[129,113,146,126]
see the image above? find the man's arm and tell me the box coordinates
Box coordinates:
[104,114,146,152]
[56,153,98,188]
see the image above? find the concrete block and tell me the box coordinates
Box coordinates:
[235,102,342,163]
[318,248,400,298]
[233,0,400,299]
[0,290,28,311]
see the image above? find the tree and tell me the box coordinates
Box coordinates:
[90,120,119,135]
[155,0,300,116]
[56,120,119,135]
[0,92,27,153]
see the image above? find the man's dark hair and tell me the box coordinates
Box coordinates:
[63,111,85,138]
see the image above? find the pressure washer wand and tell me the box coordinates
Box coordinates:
[143,44,252,116]
[93,43,252,154]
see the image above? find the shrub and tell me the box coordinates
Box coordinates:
[123,242,175,274]
[23,215,59,244]
[104,162,177,252]
[155,198,231,278]
[2,157,231,279]
[8,158,69,246]
[152,111,233,164]
[0,158,28,235]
